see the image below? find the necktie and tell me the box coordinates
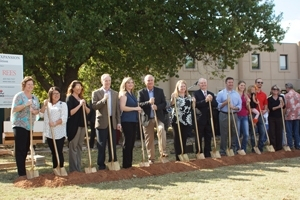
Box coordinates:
[204,91,207,97]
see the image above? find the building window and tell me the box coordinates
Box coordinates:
[185,56,195,69]
[217,55,226,69]
[280,55,288,70]
[252,54,260,70]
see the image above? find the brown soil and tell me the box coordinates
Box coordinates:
[14,150,300,188]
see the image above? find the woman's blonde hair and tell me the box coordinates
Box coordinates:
[172,80,189,98]
[247,85,256,95]
[119,77,134,98]
[66,80,84,99]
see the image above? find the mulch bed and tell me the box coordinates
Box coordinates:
[14,150,300,188]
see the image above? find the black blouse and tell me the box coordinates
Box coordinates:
[268,95,285,118]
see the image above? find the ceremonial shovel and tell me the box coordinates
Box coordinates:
[47,104,68,176]
[231,109,246,155]
[209,101,221,158]
[138,111,150,167]
[82,105,97,173]
[247,103,261,154]
[257,103,275,152]
[280,98,291,151]
[26,111,39,179]
[192,99,205,159]
[226,96,234,157]
[174,98,189,161]
[106,101,121,171]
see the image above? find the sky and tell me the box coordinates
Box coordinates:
[273,0,300,43]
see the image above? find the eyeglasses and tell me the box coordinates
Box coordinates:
[257,82,263,84]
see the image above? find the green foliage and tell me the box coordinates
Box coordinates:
[0,0,286,101]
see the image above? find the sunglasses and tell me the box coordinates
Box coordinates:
[257,82,263,84]
[272,88,279,91]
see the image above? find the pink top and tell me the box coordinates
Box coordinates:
[237,93,248,116]
[285,89,300,120]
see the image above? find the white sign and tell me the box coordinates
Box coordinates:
[0,54,23,108]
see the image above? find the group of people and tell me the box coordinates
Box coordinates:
[10,75,300,177]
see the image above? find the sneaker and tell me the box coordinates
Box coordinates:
[162,153,168,157]
[253,118,258,124]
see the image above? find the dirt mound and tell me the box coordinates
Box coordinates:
[14,150,300,188]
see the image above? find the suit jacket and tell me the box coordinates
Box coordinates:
[193,90,217,126]
[138,86,166,123]
[92,88,121,129]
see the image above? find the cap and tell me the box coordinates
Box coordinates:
[285,83,293,89]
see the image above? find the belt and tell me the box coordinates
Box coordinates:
[220,111,237,114]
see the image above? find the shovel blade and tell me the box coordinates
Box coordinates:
[237,149,246,156]
[26,169,39,179]
[253,147,261,154]
[210,150,221,158]
[139,162,150,167]
[196,153,205,159]
[178,154,189,162]
[266,145,275,152]
[160,157,169,163]
[226,149,235,157]
[107,161,121,171]
[283,145,291,152]
[85,167,97,174]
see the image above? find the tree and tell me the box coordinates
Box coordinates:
[0,0,286,100]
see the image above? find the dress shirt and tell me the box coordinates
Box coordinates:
[216,89,242,112]
[147,88,154,118]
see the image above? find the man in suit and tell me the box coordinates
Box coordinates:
[92,74,121,170]
[138,74,167,164]
[193,78,218,157]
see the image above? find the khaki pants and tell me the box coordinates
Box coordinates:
[143,118,167,160]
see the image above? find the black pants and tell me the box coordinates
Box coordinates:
[121,122,137,168]
[195,120,212,157]
[172,123,189,161]
[268,117,283,151]
[89,122,96,148]
[46,137,65,168]
[13,127,30,176]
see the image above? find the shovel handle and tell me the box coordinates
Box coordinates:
[46,104,61,168]
[231,109,242,149]
[227,95,231,150]
[83,104,93,167]
[209,101,217,150]
[138,108,147,162]
[247,103,259,147]
[192,99,201,154]
[280,102,289,145]
[174,98,185,155]
[107,99,115,162]
[29,111,34,169]
[257,102,271,145]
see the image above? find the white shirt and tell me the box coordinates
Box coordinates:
[41,101,68,139]
[102,88,112,116]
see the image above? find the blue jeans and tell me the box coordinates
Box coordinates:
[250,114,266,152]
[237,116,249,152]
[285,120,300,149]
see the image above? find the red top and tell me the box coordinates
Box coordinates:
[256,90,268,111]
[237,94,248,116]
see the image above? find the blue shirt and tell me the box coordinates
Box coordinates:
[147,89,154,118]
[216,89,242,112]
